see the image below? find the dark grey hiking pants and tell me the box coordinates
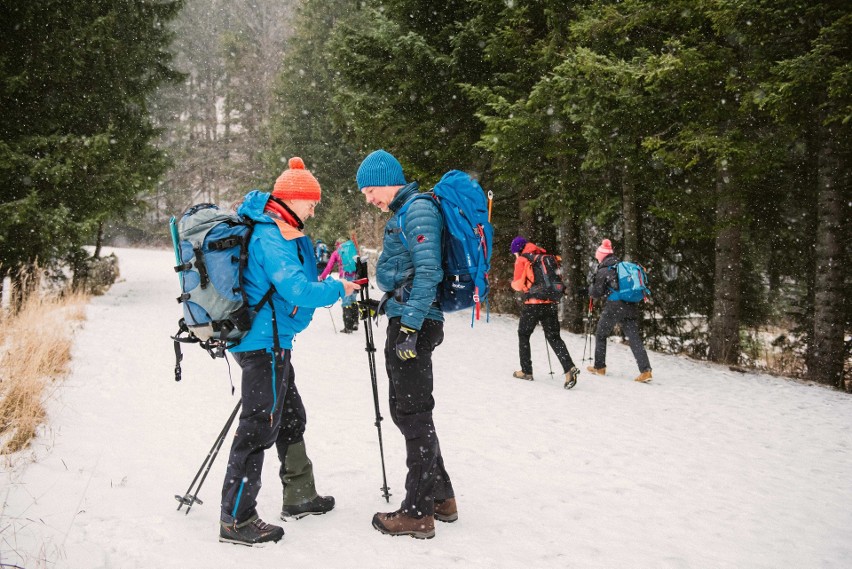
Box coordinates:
[594,300,651,372]
[384,317,454,518]
[220,349,307,525]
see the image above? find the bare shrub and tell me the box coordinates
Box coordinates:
[0,286,87,454]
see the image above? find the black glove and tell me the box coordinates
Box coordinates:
[577,286,589,297]
[395,325,418,361]
[357,298,380,320]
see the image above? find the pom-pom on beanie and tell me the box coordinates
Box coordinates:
[595,239,614,262]
[510,236,528,255]
[273,157,322,202]
[356,149,407,190]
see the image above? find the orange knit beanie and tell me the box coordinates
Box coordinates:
[272,157,322,202]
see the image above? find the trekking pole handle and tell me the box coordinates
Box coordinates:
[353,278,369,286]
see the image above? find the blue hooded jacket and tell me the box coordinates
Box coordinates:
[230,190,346,352]
[377,182,444,330]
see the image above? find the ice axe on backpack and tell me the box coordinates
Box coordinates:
[353,257,391,503]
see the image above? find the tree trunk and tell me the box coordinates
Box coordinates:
[94,221,104,259]
[559,216,584,333]
[622,162,638,261]
[708,161,742,364]
[807,122,847,388]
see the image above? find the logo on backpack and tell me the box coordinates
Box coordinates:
[521,253,566,302]
[338,240,358,274]
[169,204,274,379]
[397,170,494,320]
[608,261,650,303]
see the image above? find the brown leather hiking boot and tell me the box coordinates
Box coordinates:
[635,370,653,383]
[434,498,458,523]
[586,366,606,375]
[372,509,435,539]
[512,370,534,381]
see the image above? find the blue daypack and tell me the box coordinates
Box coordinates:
[169,203,274,379]
[398,170,494,321]
[339,240,358,273]
[608,261,650,303]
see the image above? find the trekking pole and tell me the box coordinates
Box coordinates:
[580,298,594,367]
[354,258,391,503]
[175,399,241,515]
[544,337,555,376]
[327,306,338,334]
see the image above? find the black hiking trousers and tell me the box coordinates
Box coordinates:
[342,303,359,332]
[384,317,454,518]
[518,303,576,375]
[594,300,652,372]
[220,349,307,525]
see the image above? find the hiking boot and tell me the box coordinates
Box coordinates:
[512,370,534,381]
[281,494,335,520]
[635,370,653,383]
[564,367,579,390]
[372,509,435,539]
[586,366,606,376]
[434,498,458,523]
[219,515,284,547]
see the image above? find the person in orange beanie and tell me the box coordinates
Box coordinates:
[218,157,360,546]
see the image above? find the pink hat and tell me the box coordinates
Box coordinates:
[595,239,614,262]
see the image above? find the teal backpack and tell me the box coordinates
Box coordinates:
[339,240,358,273]
[608,261,650,303]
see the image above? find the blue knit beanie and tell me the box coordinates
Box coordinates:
[356,149,407,190]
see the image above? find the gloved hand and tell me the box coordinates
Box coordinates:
[576,286,589,297]
[395,325,418,361]
[357,298,380,320]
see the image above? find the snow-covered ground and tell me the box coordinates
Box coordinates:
[3,247,851,569]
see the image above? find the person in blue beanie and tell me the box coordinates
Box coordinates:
[356,149,456,539]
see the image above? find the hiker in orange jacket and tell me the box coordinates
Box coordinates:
[510,236,579,389]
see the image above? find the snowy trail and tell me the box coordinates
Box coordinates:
[2,247,851,569]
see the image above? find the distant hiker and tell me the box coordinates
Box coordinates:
[319,237,360,333]
[314,238,330,272]
[218,157,361,547]
[587,238,653,383]
[357,149,456,539]
[510,236,580,389]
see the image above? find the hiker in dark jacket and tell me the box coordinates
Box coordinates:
[356,149,456,540]
[510,236,579,389]
[218,158,361,547]
[587,238,653,383]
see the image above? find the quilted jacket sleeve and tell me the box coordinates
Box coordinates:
[399,197,443,330]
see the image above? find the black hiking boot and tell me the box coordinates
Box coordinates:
[280,494,335,521]
[219,515,284,547]
[564,366,579,390]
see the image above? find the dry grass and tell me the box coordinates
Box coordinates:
[0,289,88,455]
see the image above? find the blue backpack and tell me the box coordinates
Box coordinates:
[339,240,358,273]
[608,261,650,303]
[169,203,275,380]
[315,240,330,267]
[398,170,494,322]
